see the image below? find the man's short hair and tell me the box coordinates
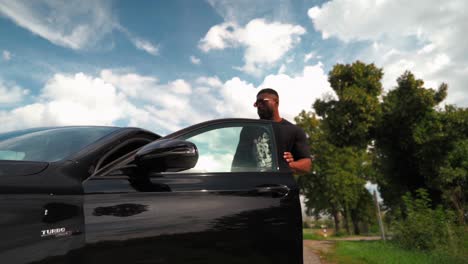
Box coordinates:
[257,88,279,98]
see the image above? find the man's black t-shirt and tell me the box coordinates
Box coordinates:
[231,119,310,171]
[274,119,311,161]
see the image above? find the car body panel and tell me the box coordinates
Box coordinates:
[0,119,303,264]
[0,127,160,264]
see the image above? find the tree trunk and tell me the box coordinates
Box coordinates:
[331,206,340,233]
[449,189,465,225]
[342,208,351,235]
[351,209,361,235]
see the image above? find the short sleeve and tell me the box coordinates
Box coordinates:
[292,127,311,160]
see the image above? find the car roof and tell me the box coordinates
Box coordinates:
[0,126,120,138]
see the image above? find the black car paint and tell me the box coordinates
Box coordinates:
[0,119,303,264]
[0,127,160,264]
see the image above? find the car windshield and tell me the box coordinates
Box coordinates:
[0,127,119,162]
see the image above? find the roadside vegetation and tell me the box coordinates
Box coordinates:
[302,229,325,241]
[297,61,467,262]
[328,240,466,264]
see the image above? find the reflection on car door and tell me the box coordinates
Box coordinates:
[83,120,302,264]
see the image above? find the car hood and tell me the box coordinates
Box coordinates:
[0,160,49,177]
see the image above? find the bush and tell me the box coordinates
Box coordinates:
[312,219,333,229]
[392,189,463,254]
[368,222,381,234]
[334,230,347,237]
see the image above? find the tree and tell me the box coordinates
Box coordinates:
[295,110,376,234]
[300,62,466,236]
[314,61,383,148]
[307,61,382,234]
[295,111,342,230]
[350,188,376,235]
[438,139,468,224]
[375,71,448,210]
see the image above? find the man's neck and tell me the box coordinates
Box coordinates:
[272,115,282,122]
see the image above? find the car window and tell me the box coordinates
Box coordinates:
[174,123,277,173]
[0,150,26,160]
[95,137,154,172]
[0,127,119,162]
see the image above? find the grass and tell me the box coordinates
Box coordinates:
[303,228,377,240]
[303,228,326,240]
[327,240,466,264]
[303,232,325,240]
[463,228,468,253]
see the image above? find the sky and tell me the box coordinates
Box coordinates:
[0,0,467,135]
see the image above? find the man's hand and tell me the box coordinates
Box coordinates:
[283,152,312,174]
[283,152,294,163]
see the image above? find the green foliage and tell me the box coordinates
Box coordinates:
[329,240,466,264]
[304,61,382,234]
[311,219,334,229]
[302,229,325,240]
[295,110,376,234]
[392,189,463,254]
[314,61,383,148]
[298,61,467,254]
[375,71,449,209]
[432,107,468,224]
[438,139,468,224]
[368,222,381,234]
[333,230,347,237]
[351,188,377,234]
[295,111,336,218]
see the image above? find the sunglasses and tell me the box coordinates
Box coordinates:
[253,98,274,107]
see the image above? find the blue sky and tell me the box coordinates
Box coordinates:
[1,0,467,135]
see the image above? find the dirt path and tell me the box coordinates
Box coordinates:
[303,236,381,264]
[303,240,335,264]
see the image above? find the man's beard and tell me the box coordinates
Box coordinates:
[257,107,273,120]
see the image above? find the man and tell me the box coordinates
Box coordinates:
[254,88,312,174]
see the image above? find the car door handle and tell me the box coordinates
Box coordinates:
[254,184,290,197]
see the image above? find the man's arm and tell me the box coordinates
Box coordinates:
[283,152,311,174]
[284,125,312,174]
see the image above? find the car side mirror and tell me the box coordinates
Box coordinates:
[135,139,198,173]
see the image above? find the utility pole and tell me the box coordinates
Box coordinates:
[374,190,386,241]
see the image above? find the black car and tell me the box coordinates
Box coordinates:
[0,118,303,264]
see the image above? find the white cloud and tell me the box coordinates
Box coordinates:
[199,19,306,76]
[170,79,192,94]
[308,0,468,106]
[0,104,46,131]
[0,0,115,50]
[0,80,29,104]
[190,55,201,65]
[199,22,238,52]
[0,1,159,55]
[101,70,192,99]
[215,62,333,122]
[131,38,159,56]
[365,182,382,202]
[259,62,333,121]
[0,72,131,132]
[417,44,435,55]
[99,71,206,133]
[40,73,128,125]
[308,0,465,44]
[196,76,223,88]
[216,77,257,118]
[100,69,158,98]
[206,0,295,25]
[304,52,315,62]
[0,62,332,133]
[2,50,11,61]
[278,64,287,74]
